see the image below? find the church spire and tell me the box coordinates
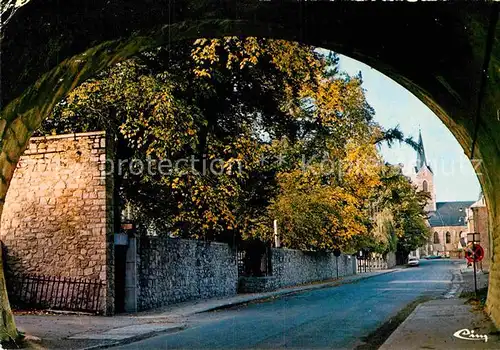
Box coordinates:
[416,129,429,173]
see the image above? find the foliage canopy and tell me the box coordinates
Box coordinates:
[40,37,430,253]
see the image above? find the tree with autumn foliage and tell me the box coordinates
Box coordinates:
[41,38,320,238]
[40,36,426,254]
[266,139,384,251]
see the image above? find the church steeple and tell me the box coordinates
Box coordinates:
[412,129,436,212]
[416,129,432,173]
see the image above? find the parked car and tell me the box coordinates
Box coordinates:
[407,257,420,267]
[425,255,442,260]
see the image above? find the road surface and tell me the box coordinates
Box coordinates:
[116,259,462,349]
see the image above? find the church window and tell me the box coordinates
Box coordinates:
[445,232,451,244]
[422,180,428,192]
[433,232,440,244]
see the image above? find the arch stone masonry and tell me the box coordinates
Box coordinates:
[1,0,500,324]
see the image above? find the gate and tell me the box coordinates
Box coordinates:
[237,240,272,277]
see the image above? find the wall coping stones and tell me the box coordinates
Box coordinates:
[29,131,106,142]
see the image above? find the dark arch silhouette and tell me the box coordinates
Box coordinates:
[1,0,499,323]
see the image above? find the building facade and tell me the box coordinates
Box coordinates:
[466,194,490,271]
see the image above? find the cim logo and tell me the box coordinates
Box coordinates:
[453,329,488,343]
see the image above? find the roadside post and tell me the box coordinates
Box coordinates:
[466,232,484,297]
[273,219,280,248]
[334,249,341,279]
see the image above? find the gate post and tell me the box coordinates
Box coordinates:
[124,235,137,312]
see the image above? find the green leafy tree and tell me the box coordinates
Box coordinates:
[375,164,431,256]
[39,38,324,241]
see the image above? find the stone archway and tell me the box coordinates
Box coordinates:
[1,0,500,326]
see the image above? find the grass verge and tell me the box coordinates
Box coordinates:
[460,287,488,308]
[354,296,433,350]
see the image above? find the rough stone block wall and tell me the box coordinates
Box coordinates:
[0,132,113,314]
[238,276,277,293]
[487,210,500,328]
[270,248,356,289]
[137,237,238,311]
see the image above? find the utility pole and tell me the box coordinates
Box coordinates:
[273,219,280,248]
[473,246,478,296]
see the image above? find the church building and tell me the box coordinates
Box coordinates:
[411,131,474,258]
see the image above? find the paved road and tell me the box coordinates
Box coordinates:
[117,259,462,349]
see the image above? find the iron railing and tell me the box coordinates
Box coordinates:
[7,274,104,314]
[357,257,388,273]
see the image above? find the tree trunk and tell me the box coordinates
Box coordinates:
[0,206,17,341]
[196,113,217,174]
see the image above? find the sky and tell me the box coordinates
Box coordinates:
[334,53,481,203]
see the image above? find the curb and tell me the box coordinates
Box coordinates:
[445,269,464,299]
[80,341,121,350]
[376,296,436,350]
[200,269,400,313]
[79,325,186,350]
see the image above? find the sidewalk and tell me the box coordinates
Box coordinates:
[380,264,499,350]
[18,269,397,349]
[379,299,499,349]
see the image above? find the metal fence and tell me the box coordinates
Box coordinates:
[7,274,104,314]
[357,256,388,273]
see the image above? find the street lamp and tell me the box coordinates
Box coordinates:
[467,232,480,244]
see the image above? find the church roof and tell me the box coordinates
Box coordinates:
[428,201,475,227]
[470,194,486,208]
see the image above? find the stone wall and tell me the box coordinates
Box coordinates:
[238,276,277,293]
[271,248,356,288]
[0,132,114,314]
[137,237,237,311]
[239,248,357,293]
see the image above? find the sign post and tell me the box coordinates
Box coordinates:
[466,233,483,297]
[473,245,477,297]
[334,249,341,279]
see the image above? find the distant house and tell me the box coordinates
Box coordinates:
[466,194,490,271]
